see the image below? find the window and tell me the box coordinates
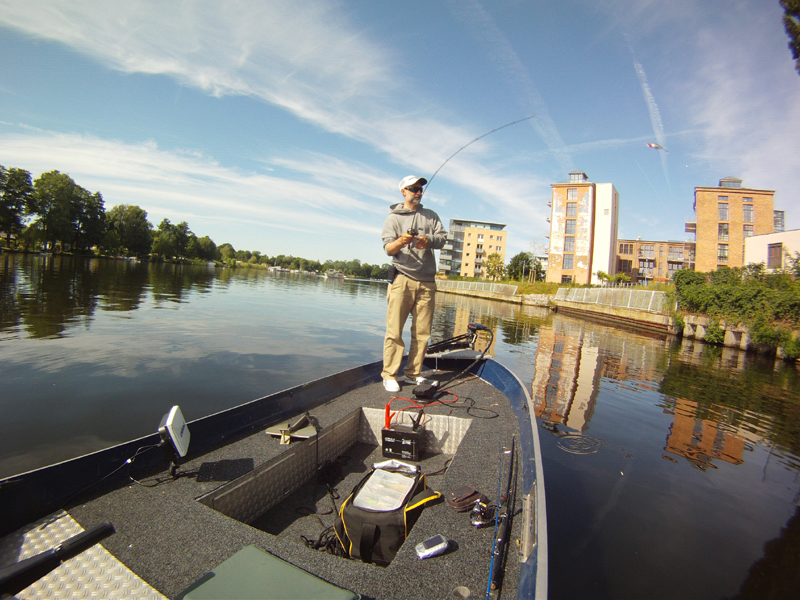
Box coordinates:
[774,211,785,232]
[668,262,683,274]
[497,236,502,241]
[619,243,633,255]
[561,275,573,283]
[718,202,729,221]
[640,244,654,258]
[668,247,684,260]
[563,254,574,270]
[768,243,783,269]
[567,188,577,201]
[496,246,502,252]
[618,258,632,273]
[564,237,575,252]
[565,220,576,235]
[717,244,728,263]
[718,223,729,242]
[477,234,484,241]
[743,225,754,237]
[743,204,753,223]
[566,202,577,217]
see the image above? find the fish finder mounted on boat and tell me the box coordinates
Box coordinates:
[158,405,191,478]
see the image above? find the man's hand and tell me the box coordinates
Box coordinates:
[414,235,429,249]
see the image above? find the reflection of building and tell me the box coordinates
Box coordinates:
[686,177,780,272]
[663,398,746,469]
[531,322,601,430]
[439,219,507,278]
[546,172,619,285]
[532,315,669,431]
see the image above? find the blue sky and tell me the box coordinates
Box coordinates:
[1,1,798,266]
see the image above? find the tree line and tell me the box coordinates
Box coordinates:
[3,164,544,281]
[0,164,393,277]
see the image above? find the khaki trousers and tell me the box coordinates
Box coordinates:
[382,274,436,380]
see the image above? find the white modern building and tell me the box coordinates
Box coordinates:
[744,229,800,271]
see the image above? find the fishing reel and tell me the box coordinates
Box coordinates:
[470,500,495,528]
[407,228,419,237]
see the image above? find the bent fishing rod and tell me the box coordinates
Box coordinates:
[423,115,535,193]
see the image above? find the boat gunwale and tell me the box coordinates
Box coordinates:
[1,356,548,599]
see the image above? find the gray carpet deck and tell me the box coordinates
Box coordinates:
[67,369,523,600]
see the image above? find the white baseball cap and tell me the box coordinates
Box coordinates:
[398,175,428,191]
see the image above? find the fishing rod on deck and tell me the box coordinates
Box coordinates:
[486,435,515,599]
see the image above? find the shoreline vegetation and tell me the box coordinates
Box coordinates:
[3,164,798,359]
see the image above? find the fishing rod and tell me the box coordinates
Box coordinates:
[424,115,535,193]
[487,436,515,599]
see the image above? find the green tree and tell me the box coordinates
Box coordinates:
[106,204,153,257]
[507,251,532,280]
[782,0,800,74]
[218,243,236,262]
[32,171,81,250]
[73,190,106,252]
[0,166,34,246]
[195,236,218,261]
[485,252,505,280]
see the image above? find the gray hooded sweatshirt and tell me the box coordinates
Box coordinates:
[381,202,447,282]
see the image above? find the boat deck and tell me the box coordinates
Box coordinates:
[15,367,527,599]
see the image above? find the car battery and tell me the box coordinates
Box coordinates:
[381,425,421,461]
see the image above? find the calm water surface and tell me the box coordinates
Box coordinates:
[1,254,798,599]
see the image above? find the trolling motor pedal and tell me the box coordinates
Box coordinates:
[413,381,439,401]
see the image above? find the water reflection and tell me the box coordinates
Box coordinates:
[532,317,670,433]
[529,313,800,476]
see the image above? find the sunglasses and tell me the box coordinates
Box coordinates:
[404,186,424,194]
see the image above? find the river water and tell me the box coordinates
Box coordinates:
[1,253,798,599]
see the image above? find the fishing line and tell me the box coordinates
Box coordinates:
[424,115,535,193]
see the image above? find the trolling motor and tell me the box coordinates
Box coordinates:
[414,323,494,401]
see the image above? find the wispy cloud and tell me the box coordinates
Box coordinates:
[448,0,574,174]
[626,38,671,190]
[684,3,800,219]
[0,0,540,222]
[0,126,385,252]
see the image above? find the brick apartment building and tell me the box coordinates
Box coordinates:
[686,177,782,272]
[616,238,690,284]
[438,219,507,278]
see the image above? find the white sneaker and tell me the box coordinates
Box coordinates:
[405,376,434,386]
[383,379,400,393]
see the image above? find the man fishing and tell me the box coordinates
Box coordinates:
[380,175,447,393]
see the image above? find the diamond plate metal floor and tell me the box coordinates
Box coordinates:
[0,510,165,599]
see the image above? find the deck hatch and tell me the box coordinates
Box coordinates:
[197,408,471,528]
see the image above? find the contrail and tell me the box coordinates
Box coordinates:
[627,39,671,192]
[450,0,574,173]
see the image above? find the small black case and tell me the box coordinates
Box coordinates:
[447,485,487,512]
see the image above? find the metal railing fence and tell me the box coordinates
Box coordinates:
[437,279,518,296]
[555,287,669,313]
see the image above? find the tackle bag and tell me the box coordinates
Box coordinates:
[334,464,440,566]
